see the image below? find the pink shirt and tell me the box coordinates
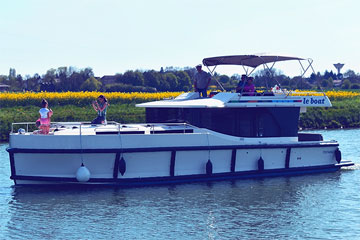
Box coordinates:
[243,83,255,95]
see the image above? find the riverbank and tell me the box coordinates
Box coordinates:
[1,98,359,141]
[299,98,360,129]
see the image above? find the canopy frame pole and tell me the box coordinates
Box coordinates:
[298,58,314,78]
[205,65,225,92]
[259,56,278,92]
[258,56,290,95]
[241,65,249,76]
[298,58,325,96]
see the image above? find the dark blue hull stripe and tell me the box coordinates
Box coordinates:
[11,164,341,186]
[6,142,338,154]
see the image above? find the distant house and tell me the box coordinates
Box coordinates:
[100,75,117,85]
[333,79,342,87]
[0,84,10,92]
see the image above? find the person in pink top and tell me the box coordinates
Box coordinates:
[243,77,255,95]
[39,99,53,134]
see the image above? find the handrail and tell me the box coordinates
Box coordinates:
[10,121,200,135]
[10,121,120,134]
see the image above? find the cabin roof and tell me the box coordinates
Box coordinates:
[136,92,332,108]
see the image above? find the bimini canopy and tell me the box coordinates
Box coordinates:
[203,55,305,68]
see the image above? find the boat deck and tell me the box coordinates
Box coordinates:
[11,122,198,136]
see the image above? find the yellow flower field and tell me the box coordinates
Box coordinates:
[0,90,358,107]
[292,90,360,100]
[0,91,183,107]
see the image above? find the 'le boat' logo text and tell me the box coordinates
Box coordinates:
[303,98,325,105]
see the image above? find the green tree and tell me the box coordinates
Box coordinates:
[143,70,161,90]
[175,71,192,91]
[8,68,23,91]
[164,72,178,90]
[41,69,56,91]
[343,70,358,83]
[321,79,329,88]
[351,83,360,89]
[157,76,170,91]
[9,68,16,79]
[327,77,334,88]
[69,72,85,91]
[0,75,7,84]
[80,77,102,91]
[219,75,230,84]
[121,70,144,86]
[55,67,69,90]
[341,79,351,89]
[25,74,41,91]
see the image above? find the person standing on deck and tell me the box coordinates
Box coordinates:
[91,95,109,124]
[236,74,248,93]
[193,64,211,98]
[39,99,53,134]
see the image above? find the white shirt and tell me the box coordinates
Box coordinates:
[39,108,50,118]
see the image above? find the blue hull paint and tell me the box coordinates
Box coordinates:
[7,145,353,187]
[11,164,343,187]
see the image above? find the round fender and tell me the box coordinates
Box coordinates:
[335,148,341,164]
[206,159,213,175]
[76,164,91,182]
[119,157,126,176]
[258,157,264,171]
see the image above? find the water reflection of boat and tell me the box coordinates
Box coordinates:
[6,54,354,186]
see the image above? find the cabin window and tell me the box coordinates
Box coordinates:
[257,112,280,137]
[146,108,184,123]
[238,114,253,137]
[146,107,299,138]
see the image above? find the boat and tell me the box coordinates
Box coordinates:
[6,54,354,186]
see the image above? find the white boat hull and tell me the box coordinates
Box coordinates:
[7,132,347,186]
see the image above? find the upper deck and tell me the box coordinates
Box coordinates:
[136,92,332,109]
[138,54,330,109]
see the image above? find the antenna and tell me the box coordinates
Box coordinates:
[333,63,344,75]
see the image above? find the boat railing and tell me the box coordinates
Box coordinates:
[145,122,199,134]
[11,121,200,135]
[286,90,326,97]
[10,121,119,134]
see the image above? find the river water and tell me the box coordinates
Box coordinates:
[0,129,360,240]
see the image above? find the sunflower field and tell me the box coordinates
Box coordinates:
[1,90,359,107]
[0,91,183,107]
[1,90,359,141]
[292,90,360,100]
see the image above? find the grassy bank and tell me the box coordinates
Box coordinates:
[299,98,360,129]
[1,98,359,142]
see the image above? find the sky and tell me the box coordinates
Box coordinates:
[1,0,359,78]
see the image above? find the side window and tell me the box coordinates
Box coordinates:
[238,114,253,137]
[146,108,183,123]
[210,109,234,135]
[257,111,280,137]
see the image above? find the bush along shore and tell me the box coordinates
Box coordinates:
[300,98,360,129]
[1,98,359,142]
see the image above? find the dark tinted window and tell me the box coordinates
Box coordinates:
[146,107,299,137]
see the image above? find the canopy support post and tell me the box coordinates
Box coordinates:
[205,65,225,92]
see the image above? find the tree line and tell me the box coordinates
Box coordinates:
[1,66,360,92]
